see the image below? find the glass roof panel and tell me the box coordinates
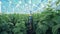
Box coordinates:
[0,0,56,14]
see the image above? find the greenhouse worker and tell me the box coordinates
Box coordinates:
[27,11,36,34]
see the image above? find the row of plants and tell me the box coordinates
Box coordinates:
[32,9,60,34]
[0,10,60,34]
[0,14,29,34]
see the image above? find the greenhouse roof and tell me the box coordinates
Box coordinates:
[0,0,57,14]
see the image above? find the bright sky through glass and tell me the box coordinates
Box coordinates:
[1,0,56,14]
[0,1,1,13]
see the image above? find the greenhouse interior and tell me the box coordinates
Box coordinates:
[0,0,60,34]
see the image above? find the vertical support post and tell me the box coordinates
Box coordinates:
[27,12,33,34]
[27,11,36,34]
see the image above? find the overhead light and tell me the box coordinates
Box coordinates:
[9,1,12,4]
[19,1,21,4]
[16,4,20,7]
[48,0,52,2]
[41,3,44,8]
[25,4,28,6]
[29,0,31,4]
[13,8,14,12]
[0,1,1,4]
[33,4,36,6]
[16,1,22,8]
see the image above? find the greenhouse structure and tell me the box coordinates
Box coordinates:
[0,0,60,34]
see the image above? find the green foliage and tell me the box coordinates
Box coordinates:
[52,24,60,34]
[0,14,28,34]
[0,10,60,34]
[32,10,60,34]
[56,0,60,6]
